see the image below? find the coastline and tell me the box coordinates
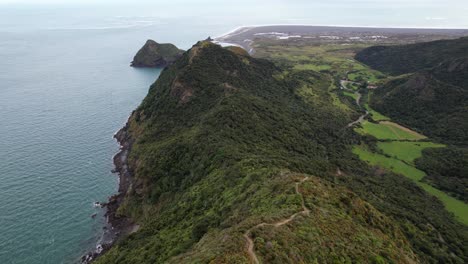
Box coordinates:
[214,24,468,55]
[214,24,468,40]
[81,118,136,263]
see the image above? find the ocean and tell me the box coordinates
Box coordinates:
[0,2,466,263]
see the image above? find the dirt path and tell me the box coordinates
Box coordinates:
[243,177,309,264]
[341,79,368,127]
[355,92,362,107]
[347,110,369,128]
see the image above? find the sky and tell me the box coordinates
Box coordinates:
[0,0,467,28]
[0,0,466,6]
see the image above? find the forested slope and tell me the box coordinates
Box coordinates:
[356,37,468,145]
[96,42,467,263]
[355,37,468,75]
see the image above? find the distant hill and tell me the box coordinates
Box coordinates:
[131,40,184,67]
[357,37,468,145]
[370,58,468,145]
[355,37,468,75]
[95,41,467,264]
[431,57,468,87]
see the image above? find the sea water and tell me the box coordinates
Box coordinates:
[0,2,466,263]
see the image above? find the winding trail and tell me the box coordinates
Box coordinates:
[340,79,369,127]
[347,110,369,128]
[244,177,310,264]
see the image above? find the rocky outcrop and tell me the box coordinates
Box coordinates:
[131,40,184,67]
[81,121,137,264]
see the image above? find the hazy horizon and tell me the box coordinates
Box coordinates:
[1,0,467,29]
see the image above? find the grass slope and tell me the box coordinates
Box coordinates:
[377,141,445,164]
[355,121,426,140]
[353,146,468,225]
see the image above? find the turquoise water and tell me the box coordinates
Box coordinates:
[0,2,467,264]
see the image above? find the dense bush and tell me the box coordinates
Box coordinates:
[355,37,468,75]
[416,147,468,202]
[96,42,467,264]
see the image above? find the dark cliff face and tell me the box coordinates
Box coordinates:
[131,39,184,67]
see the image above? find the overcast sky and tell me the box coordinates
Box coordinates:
[0,0,466,6]
[1,0,467,28]
[1,0,467,11]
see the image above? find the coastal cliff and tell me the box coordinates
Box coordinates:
[131,40,184,67]
[82,121,137,263]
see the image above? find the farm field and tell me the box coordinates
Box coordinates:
[252,39,467,227]
[353,145,468,225]
[377,141,445,164]
[355,120,426,140]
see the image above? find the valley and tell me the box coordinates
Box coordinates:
[226,27,468,226]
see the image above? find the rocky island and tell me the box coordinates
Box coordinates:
[131,39,184,67]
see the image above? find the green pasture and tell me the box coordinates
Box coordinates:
[377,141,445,164]
[355,121,425,140]
[353,146,468,225]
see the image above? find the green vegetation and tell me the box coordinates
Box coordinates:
[355,120,426,140]
[371,69,468,145]
[171,175,417,263]
[342,90,358,101]
[131,39,184,67]
[348,70,384,84]
[364,92,390,121]
[253,42,372,77]
[293,63,331,71]
[365,104,390,121]
[377,141,445,164]
[97,41,468,263]
[353,145,425,181]
[355,37,468,75]
[416,147,468,202]
[358,38,468,145]
[353,145,468,225]
[342,81,361,91]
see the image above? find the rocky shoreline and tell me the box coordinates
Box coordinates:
[81,120,136,263]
